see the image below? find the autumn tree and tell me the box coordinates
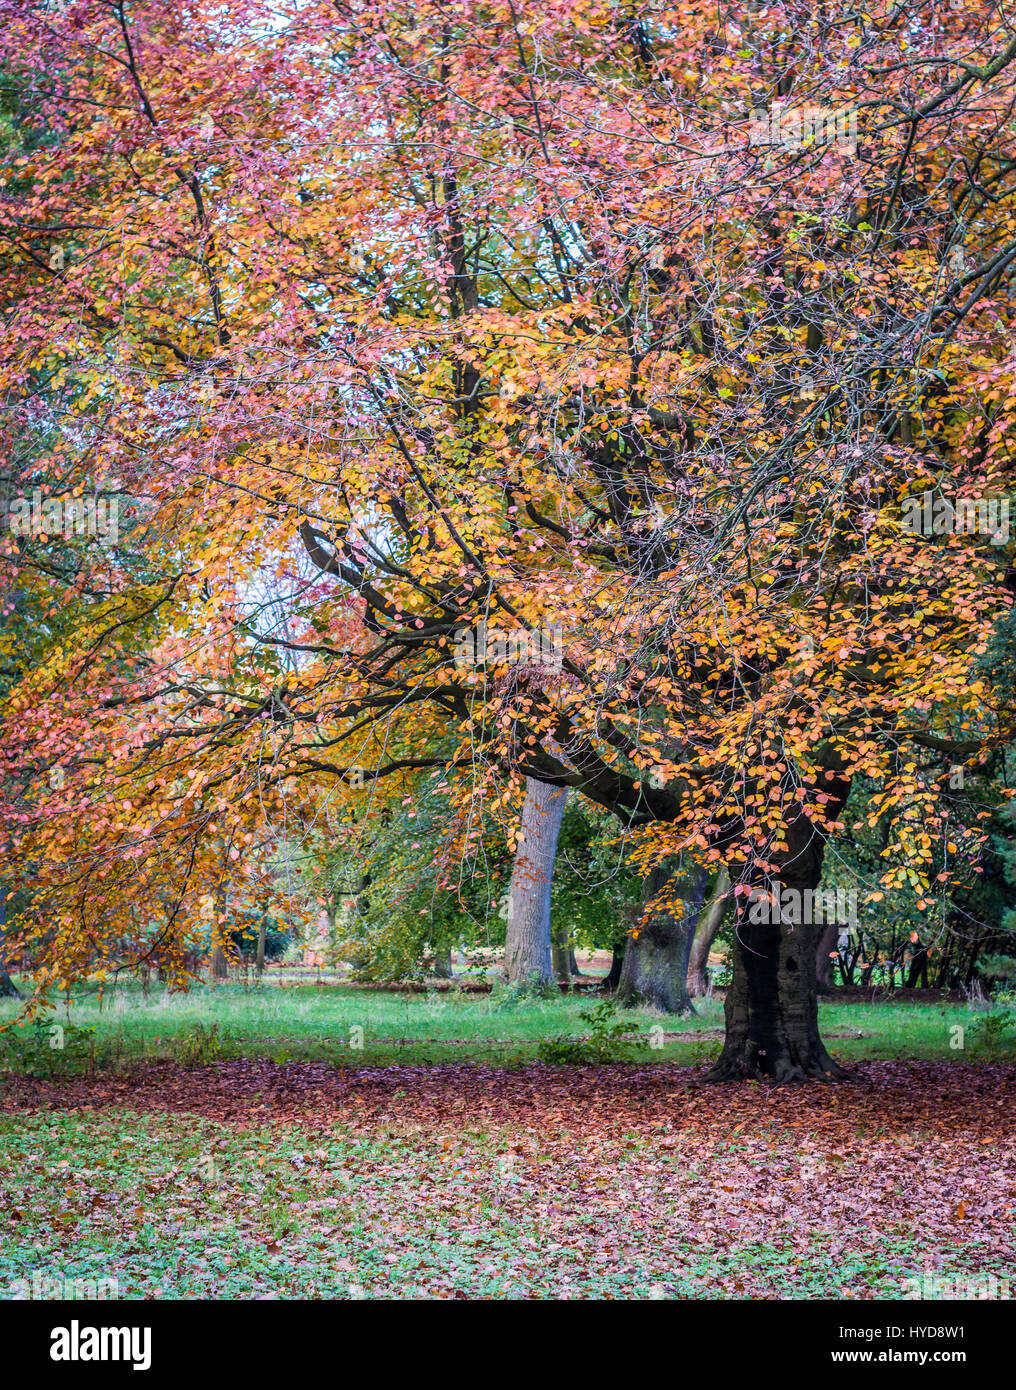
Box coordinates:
[2,0,1016,1081]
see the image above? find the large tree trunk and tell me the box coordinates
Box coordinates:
[433,945,453,979]
[568,948,582,977]
[604,944,625,991]
[617,863,704,1014]
[504,779,567,987]
[707,815,849,1083]
[687,868,730,996]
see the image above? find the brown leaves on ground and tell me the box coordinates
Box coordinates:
[5,1057,1014,1135]
[3,1061,1014,1298]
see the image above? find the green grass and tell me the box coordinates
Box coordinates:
[0,980,719,1072]
[0,979,1013,1075]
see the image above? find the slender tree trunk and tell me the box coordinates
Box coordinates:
[568,948,582,977]
[964,941,982,988]
[434,945,453,979]
[815,921,839,993]
[551,923,571,984]
[211,880,229,979]
[604,943,625,990]
[617,863,703,1014]
[707,815,849,1083]
[0,890,20,998]
[504,779,567,987]
[907,942,930,989]
[255,913,268,976]
[687,868,730,996]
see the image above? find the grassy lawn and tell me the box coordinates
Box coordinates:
[1,979,1013,1074]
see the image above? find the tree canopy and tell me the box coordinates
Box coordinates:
[2,0,1015,1075]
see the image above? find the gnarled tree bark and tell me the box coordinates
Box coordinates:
[617,862,705,1014]
[707,809,851,1083]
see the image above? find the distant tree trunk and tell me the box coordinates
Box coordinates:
[907,939,930,988]
[687,869,730,996]
[568,948,582,977]
[0,890,20,998]
[434,946,453,978]
[504,779,567,987]
[551,923,571,984]
[964,941,982,988]
[211,880,229,979]
[815,922,839,993]
[617,863,704,1014]
[255,913,269,975]
[604,943,625,991]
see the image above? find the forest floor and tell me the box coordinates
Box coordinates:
[1,1058,1014,1299]
[2,984,1014,1298]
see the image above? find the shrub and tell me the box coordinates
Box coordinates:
[168,1021,226,1066]
[538,997,647,1064]
[490,976,557,1011]
[0,1019,97,1077]
[970,1011,1014,1057]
